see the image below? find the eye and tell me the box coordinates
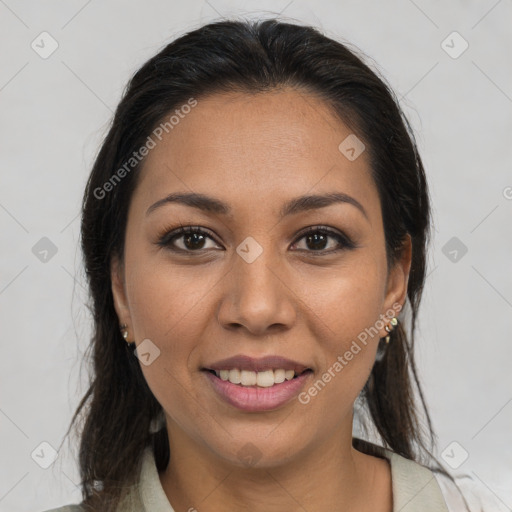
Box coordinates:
[290,226,356,254]
[156,225,221,252]
[156,224,356,255]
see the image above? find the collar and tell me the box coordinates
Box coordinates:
[121,441,449,512]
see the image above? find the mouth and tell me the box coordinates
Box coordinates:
[201,367,314,412]
[202,368,313,388]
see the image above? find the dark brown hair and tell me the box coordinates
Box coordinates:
[63,17,469,511]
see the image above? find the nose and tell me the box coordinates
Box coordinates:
[217,241,297,337]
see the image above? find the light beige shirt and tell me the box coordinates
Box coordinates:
[43,442,450,512]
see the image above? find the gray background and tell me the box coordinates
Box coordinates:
[1,1,511,511]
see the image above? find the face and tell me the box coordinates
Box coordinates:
[111,88,411,468]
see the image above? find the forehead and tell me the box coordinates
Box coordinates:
[132,88,379,217]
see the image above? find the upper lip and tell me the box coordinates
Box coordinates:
[203,354,311,374]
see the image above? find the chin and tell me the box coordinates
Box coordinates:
[205,433,308,470]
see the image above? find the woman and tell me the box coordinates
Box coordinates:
[44,18,470,512]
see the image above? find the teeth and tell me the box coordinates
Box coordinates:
[240,370,257,386]
[274,369,285,383]
[228,369,241,384]
[256,370,274,388]
[213,368,304,387]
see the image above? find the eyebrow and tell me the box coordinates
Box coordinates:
[146,191,368,221]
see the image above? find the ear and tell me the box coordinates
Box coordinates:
[382,234,412,319]
[111,253,131,327]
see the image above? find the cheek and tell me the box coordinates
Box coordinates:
[123,255,213,414]
[125,250,215,344]
[302,257,386,346]
[298,259,385,406]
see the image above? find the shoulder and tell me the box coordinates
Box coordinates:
[353,438,450,512]
[386,450,449,511]
[39,449,151,512]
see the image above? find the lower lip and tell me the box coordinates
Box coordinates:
[203,370,312,412]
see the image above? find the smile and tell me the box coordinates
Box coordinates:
[203,368,313,412]
[207,368,308,387]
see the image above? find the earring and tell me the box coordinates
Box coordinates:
[149,409,166,434]
[384,317,398,344]
[120,323,135,348]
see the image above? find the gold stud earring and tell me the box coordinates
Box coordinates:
[384,317,398,344]
[120,323,134,347]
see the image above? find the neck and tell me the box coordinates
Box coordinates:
[159,425,392,512]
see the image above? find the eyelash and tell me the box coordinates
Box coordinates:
[156,224,357,255]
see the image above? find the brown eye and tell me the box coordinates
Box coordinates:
[156,225,356,255]
[157,226,220,252]
[291,227,356,253]
[180,231,208,250]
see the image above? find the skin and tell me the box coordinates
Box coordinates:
[111,87,412,512]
